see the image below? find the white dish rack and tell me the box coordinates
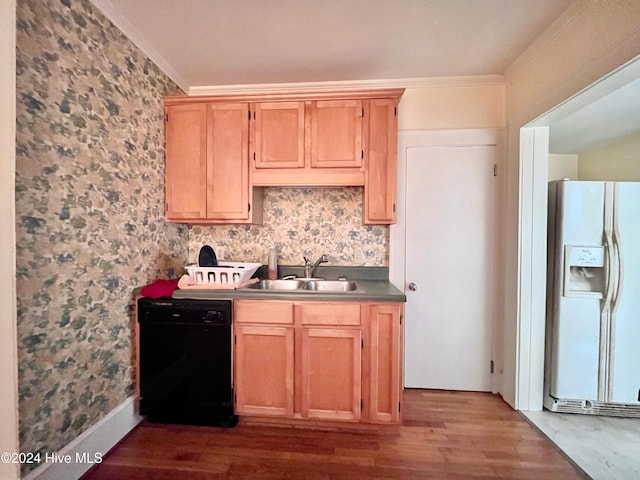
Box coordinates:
[185,262,261,286]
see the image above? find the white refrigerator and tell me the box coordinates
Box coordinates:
[545,180,640,417]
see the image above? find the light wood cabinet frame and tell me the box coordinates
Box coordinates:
[233,299,403,425]
[164,88,403,224]
[367,303,403,423]
[164,101,263,223]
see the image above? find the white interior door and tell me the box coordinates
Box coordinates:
[404,145,497,391]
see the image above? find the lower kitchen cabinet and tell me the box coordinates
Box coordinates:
[233,299,403,425]
[367,303,403,423]
[301,327,362,421]
[234,300,294,416]
[234,325,294,416]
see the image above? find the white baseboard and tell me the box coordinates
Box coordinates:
[24,396,142,480]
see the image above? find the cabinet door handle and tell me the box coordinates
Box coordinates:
[408,283,417,291]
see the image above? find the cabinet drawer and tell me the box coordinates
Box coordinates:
[298,302,361,326]
[235,300,294,324]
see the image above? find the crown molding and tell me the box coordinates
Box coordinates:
[188,75,504,96]
[89,0,189,93]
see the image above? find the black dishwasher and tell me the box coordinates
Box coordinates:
[137,298,237,427]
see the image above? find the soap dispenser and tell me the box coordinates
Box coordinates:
[268,247,278,280]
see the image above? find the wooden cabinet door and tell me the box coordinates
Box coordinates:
[364,98,398,224]
[165,103,207,220]
[234,325,295,416]
[252,102,305,169]
[300,328,362,421]
[310,100,363,168]
[206,103,251,221]
[367,303,403,423]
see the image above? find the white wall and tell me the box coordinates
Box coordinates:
[504,0,640,410]
[0,0,20,479]
[399,80,505,130]
[578,131,640,180]
[548,154,578,181]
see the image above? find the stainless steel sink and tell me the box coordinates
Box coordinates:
[302,280,357,292]
[246,279,306,290]
[244,279,357,292]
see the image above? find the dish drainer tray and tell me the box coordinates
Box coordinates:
[184,262,261,287]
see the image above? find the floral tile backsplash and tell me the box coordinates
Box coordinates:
[15,0,185,470]
[188,187,389,269]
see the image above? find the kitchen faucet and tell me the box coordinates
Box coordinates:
[303,254,328,279]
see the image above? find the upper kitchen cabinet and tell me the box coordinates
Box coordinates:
[164,103,207,220]
[364,98,398,224]
[250,98,366,187]
[164,88,402,225]
[164,101,262,224]
[251,101,305,169]
[310,99,363,169]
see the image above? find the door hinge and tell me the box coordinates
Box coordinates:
[398,402,401,412]
[493,164,498,177]
[361,338,364,349]
[361,150,364,159]
[490,360,494,374]
[400,314,402,325]
[360,399,363,410]
[234,335,236,345]
[393,203,396,213]
[248,110,251,120]
[394,106,397,116]
[165,113,168,122]
[248,203,251,212]
[361,107,364,117]
[253,152,256,161]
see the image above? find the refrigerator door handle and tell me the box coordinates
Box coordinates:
[599,236,616,400]
[611,231,622,307]
[602,237,615,311]
[602,182,616,312]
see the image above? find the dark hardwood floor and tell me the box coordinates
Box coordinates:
[81,389,587,479]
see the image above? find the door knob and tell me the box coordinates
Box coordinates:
[408,283,417,291]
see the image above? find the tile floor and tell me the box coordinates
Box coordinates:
[523,410,640,479]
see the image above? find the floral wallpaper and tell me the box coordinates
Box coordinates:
[188,187,389,268]
[15,0,185,471]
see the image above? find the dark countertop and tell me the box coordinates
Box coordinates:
[161,266,406,303]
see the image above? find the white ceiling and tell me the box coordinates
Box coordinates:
[548,76,640,154]
[533,56,640,154]
[90,0,573,91]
